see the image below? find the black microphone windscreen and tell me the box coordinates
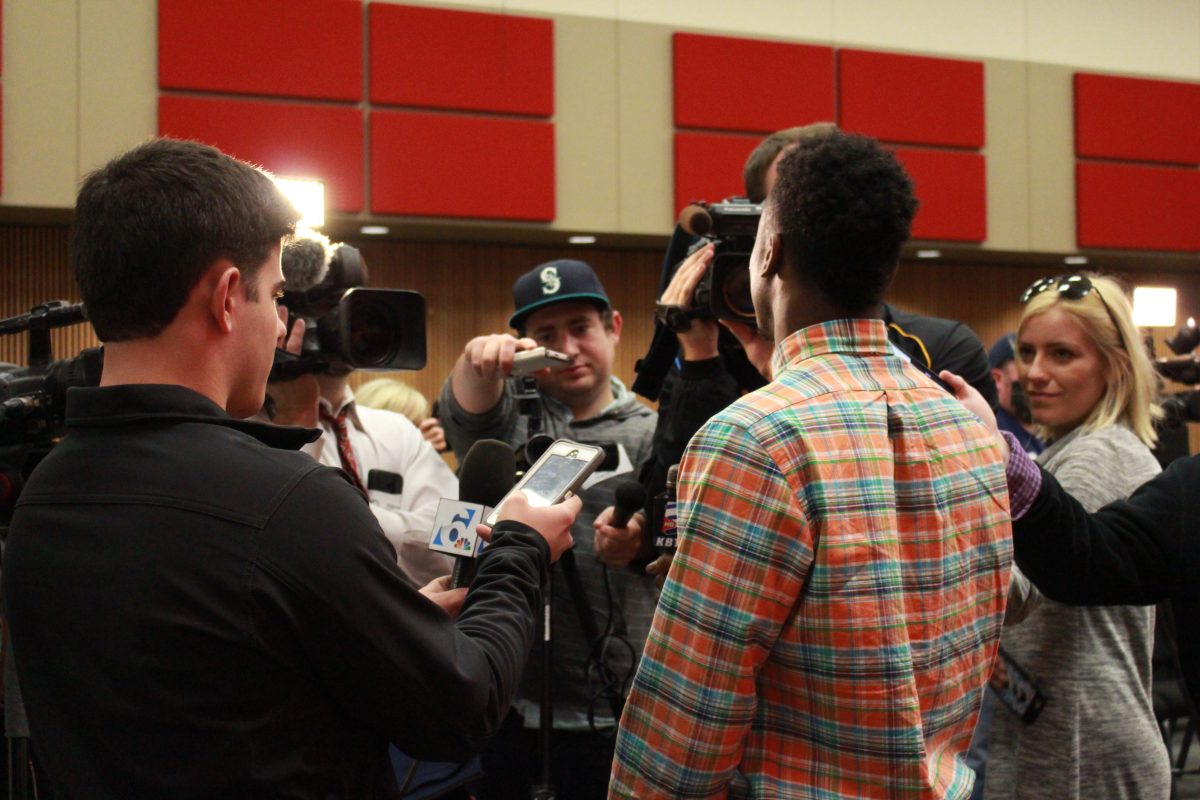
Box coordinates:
[281,229,333,292]
[459,439,517,508]
[610,480,647,528]
[524,433,555,465]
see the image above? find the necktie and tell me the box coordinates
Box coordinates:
[319,406,368,497]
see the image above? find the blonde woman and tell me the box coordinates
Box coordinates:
[984,274,1169,800]
[355,377,447,454]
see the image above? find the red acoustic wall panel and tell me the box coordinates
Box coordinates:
[1075,73,1200,165]
[158,96,363,212]
[1077,162,1200,252]
[673,131,762,214]
[370,4,553,116]
[673,33,834,133]
[839,50,984,149]
[370,112,554,220]
[158,0,362,101]
[892,148,986,242]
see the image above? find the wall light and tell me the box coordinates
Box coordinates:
[1064,255,1089,266]
[915,249,941,259]
[273,177,325,229]
[568,235,597,245]
[360,225,390,236]
[1132,286,1177,328]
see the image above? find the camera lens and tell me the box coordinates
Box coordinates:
[721,267,755,318]
[348,297,397,367]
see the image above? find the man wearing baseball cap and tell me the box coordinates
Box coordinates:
[438,259,656,800]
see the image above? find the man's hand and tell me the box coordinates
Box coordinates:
[451,333,540,415]
[419,575,468,619]
[461,333,540,382]
[661,244,720,361]
[645,552,673,590]
[267,309,320,428]
[721,319,774,380]
[594,507,650,568]
[486,490,580,563]
[418,417,448,453]
[940,370,1011,465]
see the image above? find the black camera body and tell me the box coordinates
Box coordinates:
[679,198,761,325]
[272,240,427,381]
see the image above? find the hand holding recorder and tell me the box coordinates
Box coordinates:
[452,333,574,415]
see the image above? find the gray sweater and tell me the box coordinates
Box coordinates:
[985,424,1170,800]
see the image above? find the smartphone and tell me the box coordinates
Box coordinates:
[511,347,573,377]
[991,646,1047,724]
[484,440,604,526]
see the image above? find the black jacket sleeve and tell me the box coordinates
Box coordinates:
[256,467,549,760]
[640,357,741,504]
[1013,455,1200,606]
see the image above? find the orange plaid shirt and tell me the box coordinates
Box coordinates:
[610,319,1012,799]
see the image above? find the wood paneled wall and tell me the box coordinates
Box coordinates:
[4,223,1199,443]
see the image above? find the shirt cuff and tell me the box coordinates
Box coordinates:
[1002,430,1042,519]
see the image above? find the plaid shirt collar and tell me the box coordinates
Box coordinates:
[770,318,893,377]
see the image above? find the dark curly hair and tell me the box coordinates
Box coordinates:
[72,138,300,342]
[769,130,917,313]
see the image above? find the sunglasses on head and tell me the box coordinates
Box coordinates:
[1020,273,1126,350]
[1020,274,1099,304]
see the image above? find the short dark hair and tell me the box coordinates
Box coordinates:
[769,130,917,313]
[742,123,836,203]
[72,138,300,342]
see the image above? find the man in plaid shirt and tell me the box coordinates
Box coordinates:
[610,130,1012,799]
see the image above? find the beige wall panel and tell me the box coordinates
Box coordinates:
[617,0,830,40]
[1026,63,1076,254]
[615,21,673,235]
[552,14,620,233]
[3,1,80,208]
[983,58,1030,252]
[832,0,1026,60]
[1027,0,1200,79]
[78,0,157,176]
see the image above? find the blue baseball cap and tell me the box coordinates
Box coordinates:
[988,334,1017,368]
[509,259,610,330]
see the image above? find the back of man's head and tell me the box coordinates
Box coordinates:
[769,130,917,313]
[72,138,299,342]
[743,123,837,203]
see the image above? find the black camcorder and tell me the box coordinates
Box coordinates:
[272,234,426,381]
[0,302,102,451]
[677,198,761,325]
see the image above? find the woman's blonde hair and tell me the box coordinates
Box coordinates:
[1018,273,1161,446]
[354,378,430,425]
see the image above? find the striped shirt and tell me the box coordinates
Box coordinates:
[610,319,1012,799]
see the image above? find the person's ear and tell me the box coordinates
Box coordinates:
[209,263,241,334]
[760,232,784,279]
[607,309,623,343]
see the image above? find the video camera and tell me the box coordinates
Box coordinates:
[0,302,102,451]
[271,230,426,381]
[676,198,760,325]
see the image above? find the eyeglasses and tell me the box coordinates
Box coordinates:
[1020,274,1126,350]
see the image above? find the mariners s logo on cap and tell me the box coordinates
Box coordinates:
[540,266,562,295]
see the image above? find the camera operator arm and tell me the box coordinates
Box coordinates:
[659,244,720,362]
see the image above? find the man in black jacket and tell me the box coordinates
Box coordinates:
[3,138,577,799]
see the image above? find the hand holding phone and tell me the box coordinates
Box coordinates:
[511,347,573,377]
[485,440,604,526]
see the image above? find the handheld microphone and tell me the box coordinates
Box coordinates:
[426,439,516,589]
[609,480,646,528]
